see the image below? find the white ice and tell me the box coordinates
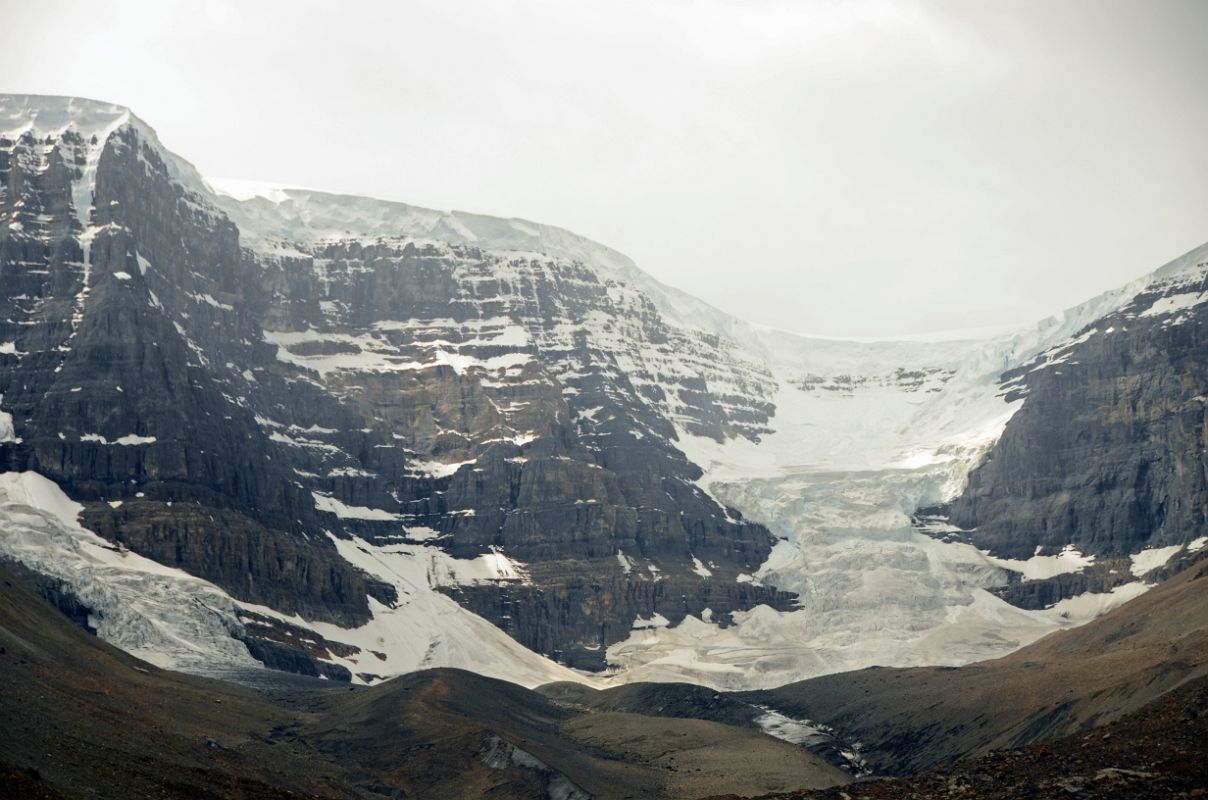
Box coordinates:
[1130,544,1185,577]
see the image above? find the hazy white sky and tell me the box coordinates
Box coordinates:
[4,0,1207,336]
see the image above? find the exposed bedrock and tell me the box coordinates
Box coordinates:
[947,275,1208,560]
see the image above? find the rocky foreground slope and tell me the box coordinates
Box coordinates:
[722,674,1208,800]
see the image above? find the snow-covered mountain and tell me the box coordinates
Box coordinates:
[2,94,1206,690]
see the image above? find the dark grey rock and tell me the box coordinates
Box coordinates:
[945,274,1208,560]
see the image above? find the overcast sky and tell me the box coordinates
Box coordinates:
[4,0,1207,337]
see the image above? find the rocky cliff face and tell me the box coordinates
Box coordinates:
[946,258,1208,560]
[0,111,375,628]
[0,96,793,674]
[234,231,797,668]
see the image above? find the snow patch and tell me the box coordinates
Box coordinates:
[753,706,829,746]
[1130,544,1184,577]
[312,491,402,521]
[114,434,156,446]
[988,545,1094,581]
[406,457,475,478]
[428,546,529,585]
[79,433,156,446]
[1047,581,1150,619]
[0,396,20,444]
[403,525,442,542]
[632,613,671,630]
[1138,291,1207,319]
[616,549,635,574]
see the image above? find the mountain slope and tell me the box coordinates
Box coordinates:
[4,93,1208,690]
[947,242,1208,563]
[738,671,1208,800]
[0,94,793,679]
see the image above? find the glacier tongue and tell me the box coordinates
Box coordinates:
[0,472,260,672]
[602,303,1178,688]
